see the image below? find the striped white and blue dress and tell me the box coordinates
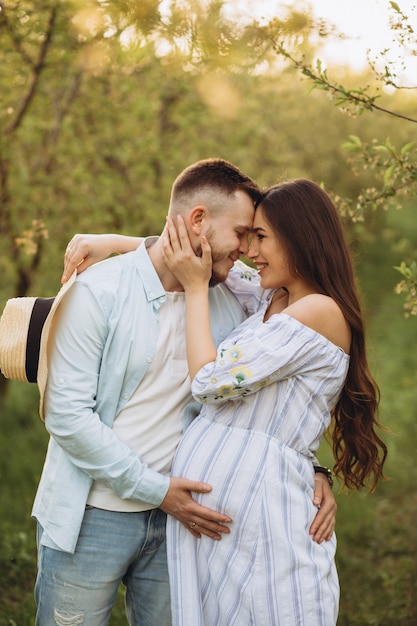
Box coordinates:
[167,300,349,625]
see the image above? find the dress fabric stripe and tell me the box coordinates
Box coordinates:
[167,314,347,625]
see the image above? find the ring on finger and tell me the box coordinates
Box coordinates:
[189,521,196,529]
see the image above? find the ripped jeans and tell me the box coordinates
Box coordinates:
[34,507,171,626]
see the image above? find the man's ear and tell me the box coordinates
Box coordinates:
[188,206,207,235]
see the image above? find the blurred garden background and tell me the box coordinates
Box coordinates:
[1,1,416,624]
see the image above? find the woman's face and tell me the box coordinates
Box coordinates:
[247,206,295,290]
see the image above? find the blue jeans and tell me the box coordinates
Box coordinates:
[35,507,171,626]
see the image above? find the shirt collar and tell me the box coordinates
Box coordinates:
[135,237,166,303]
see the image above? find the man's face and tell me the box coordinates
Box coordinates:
[201,190,256,286]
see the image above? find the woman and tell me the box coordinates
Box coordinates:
[161,179,387,626]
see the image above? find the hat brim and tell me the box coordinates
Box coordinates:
[37,271,77,420]
[0,271,77,417]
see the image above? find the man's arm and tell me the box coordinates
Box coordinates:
[310,472,337,543]
[45,280,169,503]
[47,279,231,540]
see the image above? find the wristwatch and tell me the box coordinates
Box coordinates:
[313,465,334,488]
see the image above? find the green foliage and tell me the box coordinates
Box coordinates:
[338,136,417,215]
[336,490,417,625]
[394,261,417,317]
[0,384,45,625]
[1,0,415,301]
[315,202,417,624]
[1,1,417,622]
[275,1,417,314]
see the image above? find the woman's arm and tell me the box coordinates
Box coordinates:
[62,234,143,283]
[162,218,338,544]
[162,216,216,380]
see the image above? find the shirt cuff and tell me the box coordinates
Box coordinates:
[134,468,170,506]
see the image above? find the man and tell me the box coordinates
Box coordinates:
[35,159,335,625]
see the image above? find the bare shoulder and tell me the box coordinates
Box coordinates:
[284,294,351,354]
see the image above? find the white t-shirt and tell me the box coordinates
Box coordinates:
[87,291,189,512]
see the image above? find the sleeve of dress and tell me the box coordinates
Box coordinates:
[225,260,272,315]
[191,313,348,403]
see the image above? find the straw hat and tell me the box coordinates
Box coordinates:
[0,271,76,419]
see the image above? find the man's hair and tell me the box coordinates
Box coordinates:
[169,159,262,214]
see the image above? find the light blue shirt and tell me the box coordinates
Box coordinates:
[32,241,250,553]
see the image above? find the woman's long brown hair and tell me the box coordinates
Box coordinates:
[261,180,387,491]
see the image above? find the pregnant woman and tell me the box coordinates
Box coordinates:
[162,179,387,626]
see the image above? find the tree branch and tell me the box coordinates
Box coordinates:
[6,4,58,135]
[278,46,417,124]
[0,1,36,68]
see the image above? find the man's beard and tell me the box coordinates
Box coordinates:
[202,228,230,288]
[209,272,223,288]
